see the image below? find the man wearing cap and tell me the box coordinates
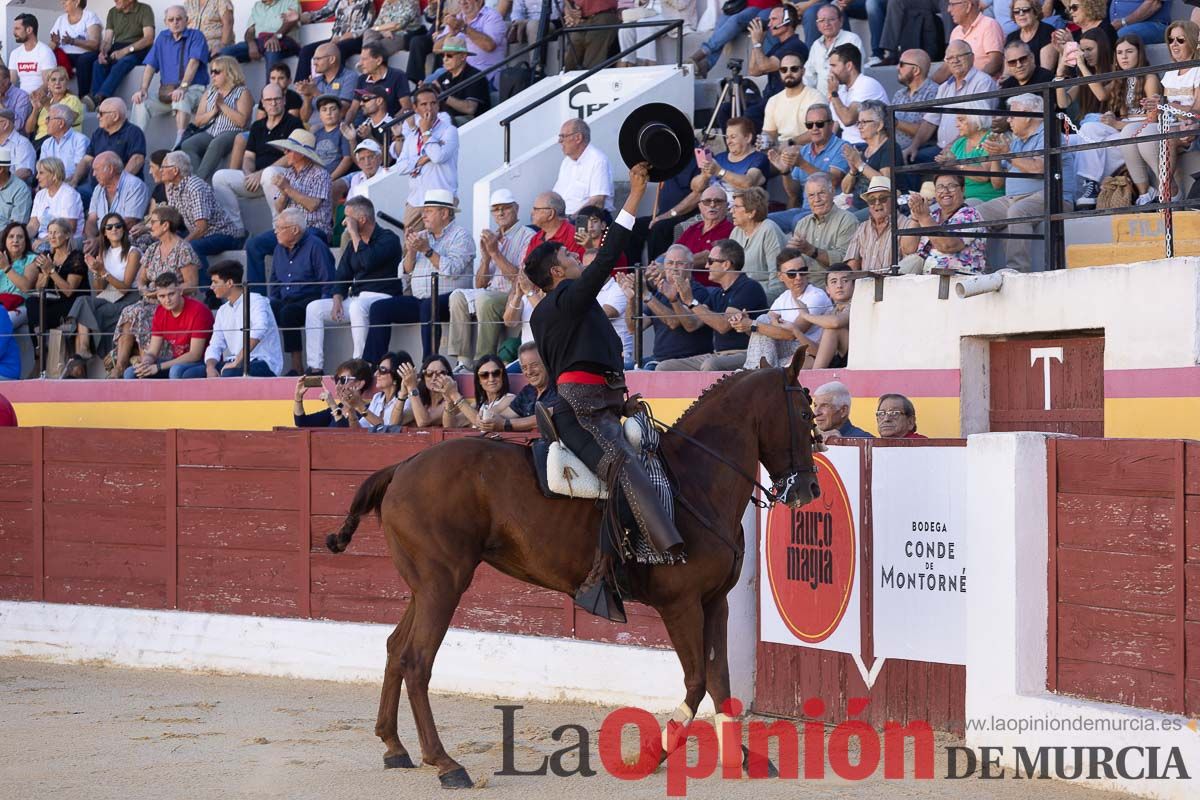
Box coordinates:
[349,41,410,119]
[845,177,916,271]
[446,189,534,371]
[130,6,209,150]
[348,85,394,164]
[392,84,459,231]
[305,195,402,374]
[82,151,148,256]
[244,129,332,288]
[430,36,491,123]
[553,118,613,216]
[340,139,390,203]
[212,82,303,229]
[80,98,146,185]
[0,66,32,134]
[0,147,32,227]
[0,109,35,184]
[297,42,357,127]
[161,151,246,276]
[524,163,683,622]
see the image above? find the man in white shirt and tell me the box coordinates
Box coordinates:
[552,118,613,215]
[903,41,999,159]
[804,5,862,100]
[391,84,459,231]
[8,14,58,93]
[827,44,889,147]
[733,247,833,368]
[191,260,284,377]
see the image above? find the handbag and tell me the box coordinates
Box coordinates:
[721,0,748,15]
[0,292,22,311]
[157,32,190,105]
[1096,174,1134,210]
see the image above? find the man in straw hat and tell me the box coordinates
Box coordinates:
[844,176,917,272]
[429,35,491,123]
[244,128,332,289]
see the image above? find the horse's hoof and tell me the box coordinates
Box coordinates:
[383,753,416,769]
[325,533,343,553]
[439,767,474,789]
[741,744,779,778]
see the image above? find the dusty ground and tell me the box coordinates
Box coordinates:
[1,657,1131,800]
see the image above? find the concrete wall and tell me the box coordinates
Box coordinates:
[965,433,1200,800]
[849,259,1200,371]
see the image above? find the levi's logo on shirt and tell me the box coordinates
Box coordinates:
[15,62,38,73]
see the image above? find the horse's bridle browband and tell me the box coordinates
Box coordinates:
[646,370,820,508]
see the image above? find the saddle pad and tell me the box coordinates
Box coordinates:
[547,441,609,500]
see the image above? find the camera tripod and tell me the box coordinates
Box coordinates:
[701,58,755,142]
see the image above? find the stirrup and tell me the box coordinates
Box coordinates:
[535,402,559,443]
[573,579,627,624]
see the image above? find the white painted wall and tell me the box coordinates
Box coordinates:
[849,259,1200,371]
[965,433,1200,800]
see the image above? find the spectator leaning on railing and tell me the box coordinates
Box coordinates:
[877,393,928,438]
[441,354,519,430]
[186,260,283,378]
[343,350,416,429]
[122,271,212,379]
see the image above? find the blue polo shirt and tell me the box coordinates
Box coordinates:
[143,28,209,86]
[1005,125,1077,205]
[790,134,850,214]
[270,229,335,302]
[696,273,769,351]
[1110,0,1170,26]
[88,121,147,172]
[645,286,712,361]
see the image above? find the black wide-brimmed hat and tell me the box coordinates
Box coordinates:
[618,102,695,182]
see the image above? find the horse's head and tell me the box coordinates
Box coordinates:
[755,349,822,508]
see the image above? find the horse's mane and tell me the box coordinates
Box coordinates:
[671,368,768,432]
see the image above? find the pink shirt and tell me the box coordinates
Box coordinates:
[950,13,1005,63]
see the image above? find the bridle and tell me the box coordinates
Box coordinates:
[648,370,821,509]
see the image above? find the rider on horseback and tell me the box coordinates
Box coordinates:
[524,163,685,623]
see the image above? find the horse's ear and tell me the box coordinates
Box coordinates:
[758,356,771,370]
[786,345,808,384]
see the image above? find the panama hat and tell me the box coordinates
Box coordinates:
[434,36,472,55]
[860,176,892,200]
[618,102,695,183]
[421,189,457,209]
[269,129,323,163]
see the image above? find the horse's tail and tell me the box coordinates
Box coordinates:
[326,463,399,553]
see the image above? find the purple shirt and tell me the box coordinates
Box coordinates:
[1,85,32,132]
[440,6,507,76]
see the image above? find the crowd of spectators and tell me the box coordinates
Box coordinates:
[0,0,1195,391]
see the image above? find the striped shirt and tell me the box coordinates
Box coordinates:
[166,175,245,238]
[202,85,249,138]
[409,220,475,299]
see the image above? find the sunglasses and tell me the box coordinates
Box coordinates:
[477,369,503,379]
[865,196,890,206]
[424,369,448,377]
[783,269,808,278]
[700,198,725,206]
[1012,5,1034,12]
[1068,3,1079,10]
[375,365,393,374]
[899,61,919,69]
[779,66,802,74]
[335,376,354,384]
[1006,55,1032,66]
[210,69,223,75]
[104,222,125,230]
[706,256,729,265]
[805,120,829,129]
[1170,36,1189,45]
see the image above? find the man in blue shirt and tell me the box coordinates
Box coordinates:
[1111,0,1172,49]
[813,380,873,439]
[767,103,849,231]
[82,98,147,183]
[0,66,32,133]
[270,207,334,376]
[655,238,769,371]
[977,93,1077,272]
[130,5,209,149]
[631,245,714,369]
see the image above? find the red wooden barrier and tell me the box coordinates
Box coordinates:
[0,426,672,650]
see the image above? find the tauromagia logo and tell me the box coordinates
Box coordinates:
[764,453,855,643]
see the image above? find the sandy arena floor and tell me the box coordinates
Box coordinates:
[1,657,1131,800]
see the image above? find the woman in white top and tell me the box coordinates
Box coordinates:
[26,157,83,250]
[49,0,102,96]
[345,350,413,429]
[1119,21,1200,205]
[67,212,140,360]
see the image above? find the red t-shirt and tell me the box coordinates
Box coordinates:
[152,297,214,359]
[0,392,15,427]
[676,217,733,287]
[525,220,587,260]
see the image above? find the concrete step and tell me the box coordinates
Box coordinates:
[1067,239,1183,268]
[1112,210,1200,243]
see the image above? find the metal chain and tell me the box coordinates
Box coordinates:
[1155,103,1196,258]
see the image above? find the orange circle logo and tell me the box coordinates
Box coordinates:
[764,453,856,643]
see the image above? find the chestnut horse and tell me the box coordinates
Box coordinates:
[326,350,819,788]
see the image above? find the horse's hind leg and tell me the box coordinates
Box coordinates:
[401,574,474,788]
[377,604,417,769]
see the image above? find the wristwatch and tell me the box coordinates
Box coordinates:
[749,323,759,333]
[276,33,284,40]
[718,168,728,179]
[180,81,190,89]
[669,209,677,217]
[409,388,420,398]
[424,248,435,259]
[688,298,701,308]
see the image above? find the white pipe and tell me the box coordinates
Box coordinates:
[956,270,1015,299]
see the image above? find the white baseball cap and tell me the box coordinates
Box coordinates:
[489,188,517,206]
[354,139,382,154]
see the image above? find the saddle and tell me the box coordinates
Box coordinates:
[531,404,652,501]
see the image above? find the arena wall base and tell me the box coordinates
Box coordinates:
[965,433,1199,799]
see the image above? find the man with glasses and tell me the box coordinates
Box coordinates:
[430,0,507,81]
[552,118,613,215]
[1110,0,1170,46]
[392,84,460,231]
[82,152,147,257]
[935,0,1005,81]
[767,104,848,231]
[889,50,939,160]
[676,185,733,281]
[618,244,712,369]
[0,66,32,134]
[787,172,856,288]
[212,83,303,231]
[762,54,823,149]
[733,247,833,368]
[428,36,491,123]
[271,207,334,376]
[507,343,556,432]
[804,5,862,100]
[998,40,1053,91]
[903,40,998,162]
[130,6,209,151]
[297,42,357,127]
[827,43,888,147]
[82,99,146,186]
[845,177,916,271]
[747,7,809,115]
[39,106,89,194]
[161,151,246,278]
[526,191,585,259]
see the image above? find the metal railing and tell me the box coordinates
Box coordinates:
[885,56,1200,273]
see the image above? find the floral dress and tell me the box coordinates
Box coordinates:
[375,0,422,33]
[115,239,200,351]
[917,204,988,274]
[311,0,377,38]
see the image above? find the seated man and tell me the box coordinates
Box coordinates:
[734,247,834,369]
[745,6,809,127]
[270,207,334,377]
[934,0,1004,82]
[86,0,156,107]
[348,41,411,119]
[221,0,302,72]
[527,191,585,257]
[561,0,617,71]
[0,148,32,227]
[161,151,246,276]
[8,14,57,93]
[39,105,90,192]
[998,40,1053,91]
[619,245,713,370]
[506,342,556,433]
[625,160,700,265]
[447,189,534,372]
[123,272,213,379]
[0,110,35,185]
[344,140,390,201]
[80,98,147,188]
[766,104,848,230]
[876,393,928,439]
[305,196,402,374]
[655,238,768,371]
[761,54,823,151]
[297,42,357,127]
[844,177,916,271]
[184,260,284,378]
[0,66,33,133]
[786,172,858,288]
[130,6,209,150]
[347,86,394,168]
[812,379,873,438]
[688,1,775,79]
[429,36,491,124]
[902,41,1000,163]
[676,185,734,280]
[801,262,853,369]
[400,189,476,359]
[83,151,149,256]
[553,118,613,215]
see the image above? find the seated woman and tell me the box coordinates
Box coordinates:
[50,0,103,97]
[27,157,83,252]
[109,206,200,378]
[690,117,769,203]
[68,213,140,361]
[935,102,1003,205]
[178,56,255,181]
[442,355,519,431]
[898,174,988,274]
[876,393,928,439]
[399,354,455,428]
[364,0,428,59]
[293,358,373,427]
[1007,1,1059,71]
[24,218,86,363]
[344,350,416,430]
[0,222,39,330]
[25,66,85,147]
[729,187,786,301]
[841,100,907,219]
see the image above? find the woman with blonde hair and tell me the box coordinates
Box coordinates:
[25,66,84,146]
[179,55,254,180]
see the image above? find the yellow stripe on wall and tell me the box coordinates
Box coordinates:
[1104,398,1200,440]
